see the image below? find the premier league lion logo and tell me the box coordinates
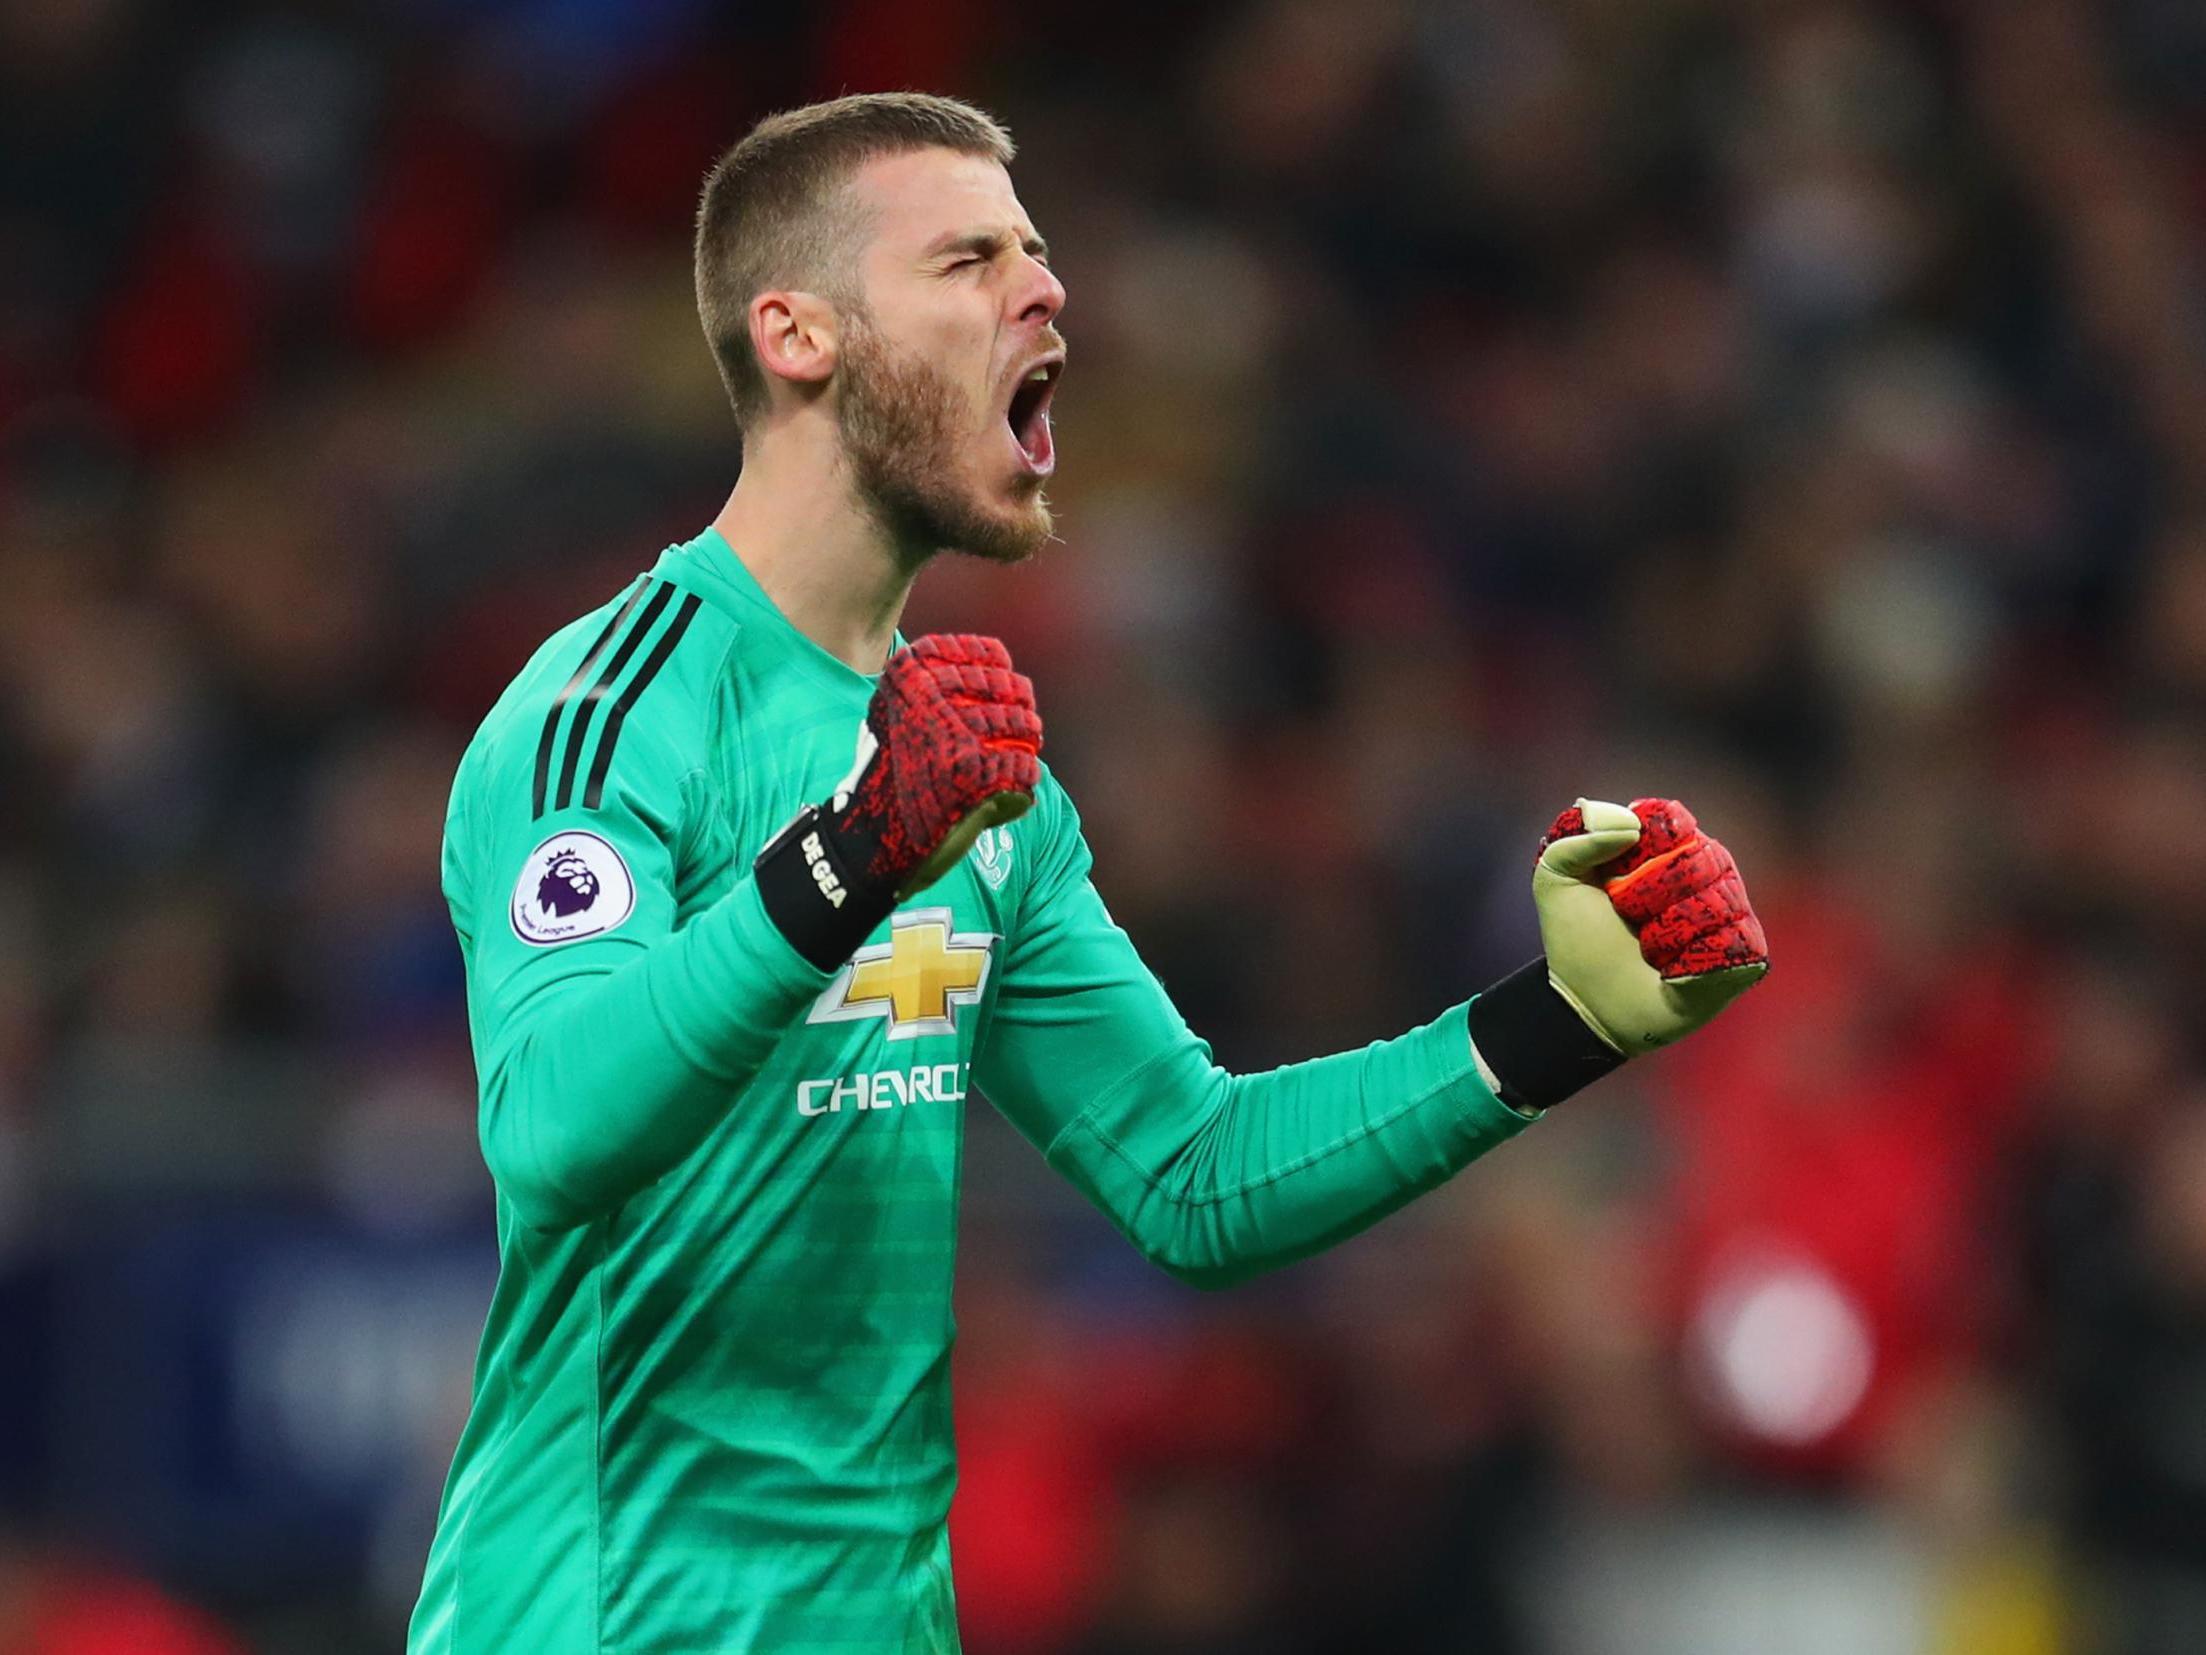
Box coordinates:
[512,829,633,946]
[538,850,600,916]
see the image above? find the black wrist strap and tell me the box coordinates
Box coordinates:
[1467,957,1626,1113]
[753,805,893,973]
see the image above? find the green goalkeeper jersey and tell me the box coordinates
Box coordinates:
[408,527,1536,1655]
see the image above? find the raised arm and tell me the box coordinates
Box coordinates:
[454,750,826,1232]
[974,780,1767,1289]
[455,630,1043,1232]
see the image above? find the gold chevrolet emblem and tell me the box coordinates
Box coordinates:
[806,908,996,1040]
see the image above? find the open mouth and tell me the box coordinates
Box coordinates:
[1005,359,1060,475]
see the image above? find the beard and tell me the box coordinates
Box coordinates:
[835,313,1054,567]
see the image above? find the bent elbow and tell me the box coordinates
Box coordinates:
[1155,1257,1245,1292]
[1107,1175,1275,1290]
[480,1064,607,1234]
[493,1162,596,1234]
[1133,1231,1262,1293]
[482,1133,599,1232]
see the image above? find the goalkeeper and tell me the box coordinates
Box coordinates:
[409,93,1769,1655]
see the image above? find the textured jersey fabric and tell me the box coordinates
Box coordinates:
[409,527,1536,1655]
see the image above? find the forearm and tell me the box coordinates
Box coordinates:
[481,876,827,1230]
[1038,1001,1534,1289]
[982,783,1765,1288]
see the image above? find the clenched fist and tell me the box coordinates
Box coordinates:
[1469,796,1768,1114]
[754,634,1042,970]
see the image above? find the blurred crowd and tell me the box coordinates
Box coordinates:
[5,0,2206,1651]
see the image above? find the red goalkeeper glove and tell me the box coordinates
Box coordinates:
[755,634,1042,970]
[1468,797,1769,1113]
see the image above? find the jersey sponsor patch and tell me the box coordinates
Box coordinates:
[795,1061,970,1117]
[806,907,996,1039]
[510,829,636,946]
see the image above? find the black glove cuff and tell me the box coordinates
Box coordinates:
[753,805,892,973]
[1467,957,1627,1113]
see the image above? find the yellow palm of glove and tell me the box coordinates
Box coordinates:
[1534,798,1768,1055]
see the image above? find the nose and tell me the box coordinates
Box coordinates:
[1014,253,1065,328]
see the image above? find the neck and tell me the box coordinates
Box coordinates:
[710,419,922,675]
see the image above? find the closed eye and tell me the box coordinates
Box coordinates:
[930,229,1049,274]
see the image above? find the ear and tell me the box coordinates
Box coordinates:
[748,289,838,395]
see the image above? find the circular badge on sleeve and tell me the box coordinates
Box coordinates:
[510,829,636,946]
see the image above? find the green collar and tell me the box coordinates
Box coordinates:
[653,526,902,699]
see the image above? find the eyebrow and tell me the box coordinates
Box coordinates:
[925,228,1050,263]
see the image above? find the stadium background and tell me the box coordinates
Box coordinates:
[4,0,2205,1650]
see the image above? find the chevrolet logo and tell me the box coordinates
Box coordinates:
[806,907,996,1040]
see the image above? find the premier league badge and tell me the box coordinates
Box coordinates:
[511,830,636,945]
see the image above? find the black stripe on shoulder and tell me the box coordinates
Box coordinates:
[583,592,703,811]
[532,577,649,819]
[553,580,675,813]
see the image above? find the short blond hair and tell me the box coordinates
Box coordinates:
[694,92,1015,429]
